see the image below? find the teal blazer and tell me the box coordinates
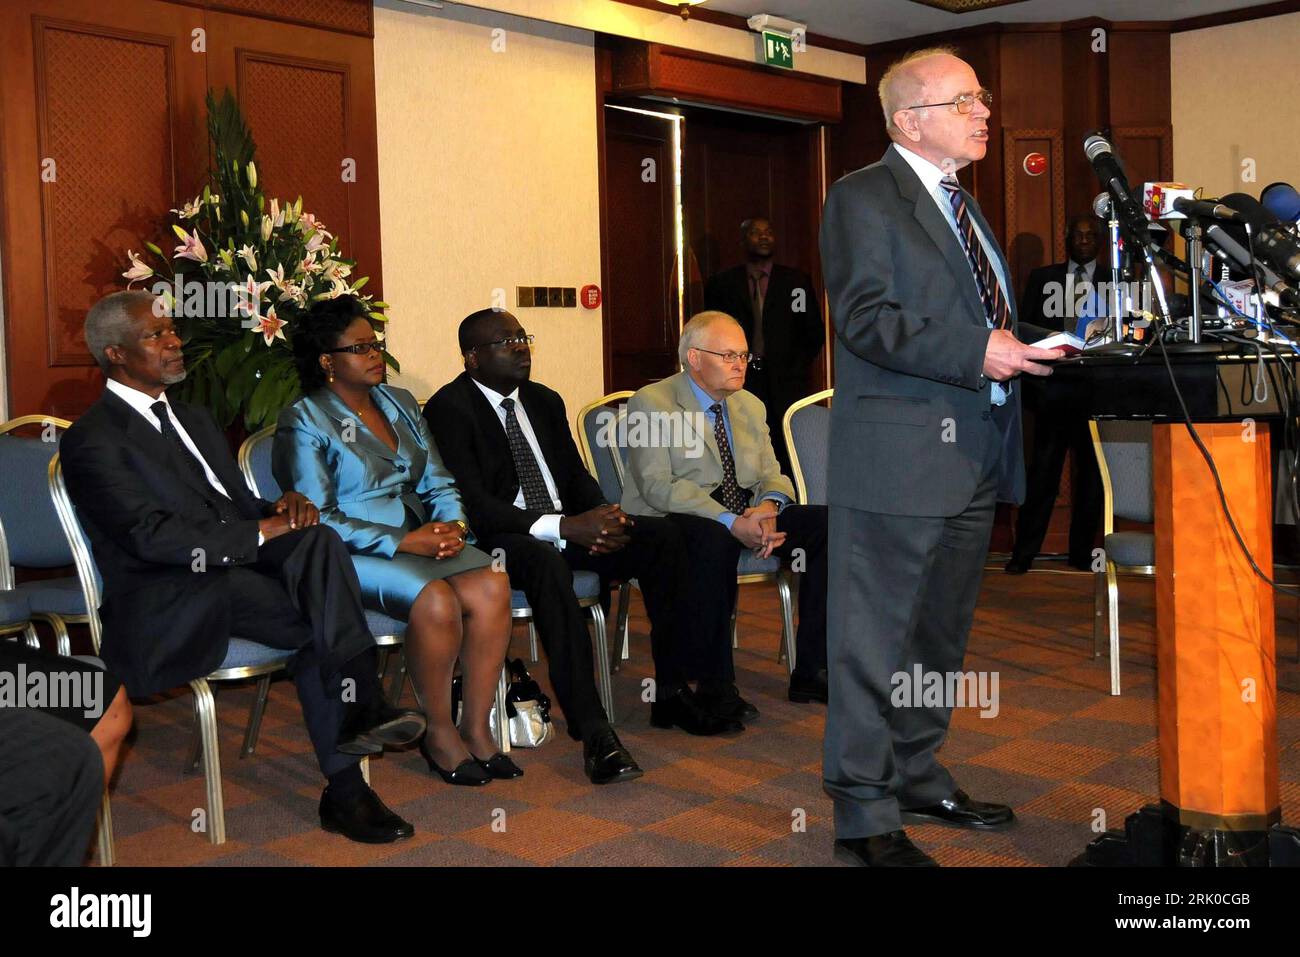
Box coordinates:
[272,384,473,558]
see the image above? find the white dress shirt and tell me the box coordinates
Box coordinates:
[106,378,233,499]
[892,142,1011,405]
[471,378,567,547]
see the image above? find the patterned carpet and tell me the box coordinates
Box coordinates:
[89,559,1300,867]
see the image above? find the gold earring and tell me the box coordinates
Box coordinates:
[327,364,334,384]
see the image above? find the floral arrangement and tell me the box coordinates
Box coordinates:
[122,89,395,431]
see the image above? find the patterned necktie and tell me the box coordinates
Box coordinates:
[151,401,239,521]
[708,402,751,515]
[940,176,1012,330]
[500,397,554,512]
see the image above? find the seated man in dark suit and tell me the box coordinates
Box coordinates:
[60,290,425,845]
[621,311,830,706]
[425,310,742,785]
[1006,214,1105,573]
[703,216,824,475]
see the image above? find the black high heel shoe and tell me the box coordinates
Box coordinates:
[472,751,524,779]
[419,737,490,786]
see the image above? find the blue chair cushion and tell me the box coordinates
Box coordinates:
[1104,531,1154,568]
[364,608,407,641]
[510,570,603,613]
[217,638,293,671]
[0,589,31,626]
[0,435,73,567]
[737,551,781,576]
[16,576,86,616]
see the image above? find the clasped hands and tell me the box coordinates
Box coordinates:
[730,499,784,559]
[561,504,634,556]
[257,491,320,542]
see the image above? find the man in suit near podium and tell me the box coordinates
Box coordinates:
[1005,213,1105,573]
[61,290,425,845]
[819,48,1061,866]
[703,217,823,474]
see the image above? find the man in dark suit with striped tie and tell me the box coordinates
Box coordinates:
[819,48,1060,866]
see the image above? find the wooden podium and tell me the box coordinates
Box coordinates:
[1051,344,1299,866]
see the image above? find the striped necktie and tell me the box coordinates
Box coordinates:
[940,176,1011,330]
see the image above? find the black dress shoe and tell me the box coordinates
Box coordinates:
[583,726,643,785]
[651,687,744,736]
[788,669,828,704]
[337,702,427,755]
[697,683,759,722]
[1003,559,1030,575]
[419,738,491,786]
[473,751,524,779]
[834,831,937,867]
[319,784,415,844]
[900,789,1015,830]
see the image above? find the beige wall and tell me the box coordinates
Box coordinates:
[374,2,604,419]
[1171,13,1300,198]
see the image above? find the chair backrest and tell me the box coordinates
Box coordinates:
[577,391,634,502]
[0,417,75,577]
[1091,419,1153,526]
[47,455,104,653]
[784,389,833,506]
[238,425,281,500]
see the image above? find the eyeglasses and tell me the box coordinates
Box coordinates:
[906,89,993,115]
[325,341,387,356]
[471,334,535,351]
[693,347,762,369]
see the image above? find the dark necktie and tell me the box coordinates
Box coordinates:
[500,397,554,513]
[748,271,766,356]
[708,402,751,515]
[1073,264,1091,323]
[151,401,239,521]
[940,176,1011,330]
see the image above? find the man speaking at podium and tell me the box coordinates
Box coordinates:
[819,47,1061,866]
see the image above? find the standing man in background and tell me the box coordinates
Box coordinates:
[704,217,823,474]
[819,48,1061,867]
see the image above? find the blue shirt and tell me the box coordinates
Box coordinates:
[686,374,789,530]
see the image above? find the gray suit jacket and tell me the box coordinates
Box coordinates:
[620,371,795,521]
[819,146,1042,517]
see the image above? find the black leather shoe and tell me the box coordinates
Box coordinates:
[697,683,759,722]
[834,831,937,867]
[319,784,415,844]
[1003,559,1030,575]
[651,686,744,736]
[583,726,643,785]
[419,737,491,786]
[900,789,1015,830]
[473,751,524,779]
[338,702,427,755]
[788,669,828,704]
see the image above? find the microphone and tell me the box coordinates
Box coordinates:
[1201,204,1300,309]
[1092,191,1112,218]
[1221,192,1300,283]
[1171,197,1246,223]
[1262,182,1300,223]
[1083,133,1157,251]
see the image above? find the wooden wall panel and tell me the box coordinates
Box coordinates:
[1003,129,1065,293]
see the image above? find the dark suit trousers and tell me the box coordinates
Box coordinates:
[0,708,103,866]
[221,525,377,779]
[823,416,1001,839]
[668,504,828,683]
[1011,405,1103,567]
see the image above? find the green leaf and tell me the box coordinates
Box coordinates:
[350,276,369,292]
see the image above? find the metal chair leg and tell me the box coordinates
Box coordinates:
[730,604,739,648]
[528,621,539,663]
[1093,569,1106,659]
[376,647,390,683]
[589,602,614,725]
[34,613,71,656]
[22,622,39,649]
[186,683,215,772]
[1107,562,1121,696]
[776,572,797,675]
[388,645,408,704]
[240,674,272,758]
[190,678,226,845]
[360,756,371,785]
[96,791,115,867]
[616,582,631,665]
[494,666,511,753]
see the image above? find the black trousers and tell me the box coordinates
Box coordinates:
[483,515,719,740]
[1011,392,1103,568]
[221,524,378,779]
[824,416,1001,839]
[668,504,828,684]
[0,708,103,865]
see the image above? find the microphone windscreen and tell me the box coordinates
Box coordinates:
[1220,192,1280,229]
[1262,183,1300,222]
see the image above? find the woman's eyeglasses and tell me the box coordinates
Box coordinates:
[906,89,993,115]
[325,341,388,356]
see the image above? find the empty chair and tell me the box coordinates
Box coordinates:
[783,390,833,507]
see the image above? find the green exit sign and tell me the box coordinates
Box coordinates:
[762,30,794,69]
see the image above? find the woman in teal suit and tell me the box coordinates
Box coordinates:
[274,297,516,785]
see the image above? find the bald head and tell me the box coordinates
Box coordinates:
[878,47,960,138]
